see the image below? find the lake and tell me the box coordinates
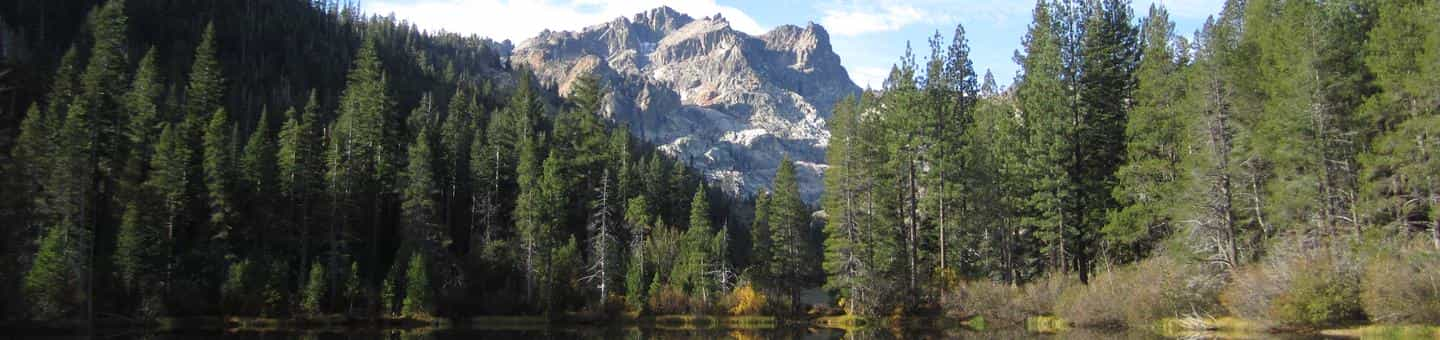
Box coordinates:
[7,325,1374,340]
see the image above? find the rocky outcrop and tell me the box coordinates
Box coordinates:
[512,7,859,202]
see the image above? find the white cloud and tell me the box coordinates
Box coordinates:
[818,2,927,36]
[365,0,768,43]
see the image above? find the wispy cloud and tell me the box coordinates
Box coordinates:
[365,0,768,43]
[818,2,927,36]
[817,0,1035,37]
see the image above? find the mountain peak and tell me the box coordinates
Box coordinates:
[634,6,693,31]
[512,8,860,201]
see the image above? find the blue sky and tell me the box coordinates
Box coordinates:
[365,0,1226,89]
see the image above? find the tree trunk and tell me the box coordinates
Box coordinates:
[907,156,919,302]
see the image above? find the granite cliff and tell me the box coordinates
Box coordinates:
[511,7,859,202]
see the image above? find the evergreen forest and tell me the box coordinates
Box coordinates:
[1,0,1438,333]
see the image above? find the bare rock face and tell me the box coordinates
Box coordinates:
[512,6,858,202]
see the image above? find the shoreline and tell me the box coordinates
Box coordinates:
[6,314,1437,338]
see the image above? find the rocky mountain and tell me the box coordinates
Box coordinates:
[511,6,859,202]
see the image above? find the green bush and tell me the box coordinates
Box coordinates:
[1271,260,1364,327]
[403,253,432,318]
[1362,250,1440,324]
[221,259,253,314]
[301,263,326,315]
[260,260,289,317]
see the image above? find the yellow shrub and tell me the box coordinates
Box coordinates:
[729,284,767,316]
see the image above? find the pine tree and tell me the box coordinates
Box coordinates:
[768,156,811,314]
[13,105,56,220]
[326,36,396,187]
[16,46,81,226]
[77,0,131,177]
[327,36,399,297]
[824,95,862,305]
[673,185,716,303]
[880,43,927,299]
[823,95,898,315]
[1106,4,1184,263]
[44,102,96,316]
[534,150,570,314]
[241,107,278,247]
[147,124,190,276]
[623,195,653,309]
[1180,5,1245,268]
[1015,1,1073,275]
[1241,0,1330,239]
[1068,0,1140,283]
[469,125,500,246]
[111,195,166,315]
[121,47,165,201]
[1361,0,1440,248]
[556,73,608,184]
[402,128,443,251]
[967,89,1038,284]
[407,93,439,134]
[204,108,237,254]
[929,23,979,279]
[441,87,475,247]
[44,46,83,129]
[583,169,619,304]
[278,91,325,270]
[624,238,647,309]
[748,192,772,281]
[114,199,164,294]
[185,23,225,121]
[479,71,544,223]
[514,134,545,303]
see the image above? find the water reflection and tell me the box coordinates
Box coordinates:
[5,324,1410,340]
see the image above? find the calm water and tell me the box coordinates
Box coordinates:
[7,326,1356,340]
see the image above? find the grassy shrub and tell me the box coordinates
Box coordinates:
[1219,264,1280,321]
[949,280,1025,323]
[727,283,767,316]
[1221,243,1364,328]
[1361,249,1440,324]
[943,273,1079,325]
[1017,273,1072,317]
[1056,271,1129,328]
[648,286,692,315]
[1056,257,1224,328]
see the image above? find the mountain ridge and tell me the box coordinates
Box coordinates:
[511,6,860,202]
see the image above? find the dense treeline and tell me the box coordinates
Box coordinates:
[822,0,1440,327]
[0,0,761,321]
[3,0,1438,329]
